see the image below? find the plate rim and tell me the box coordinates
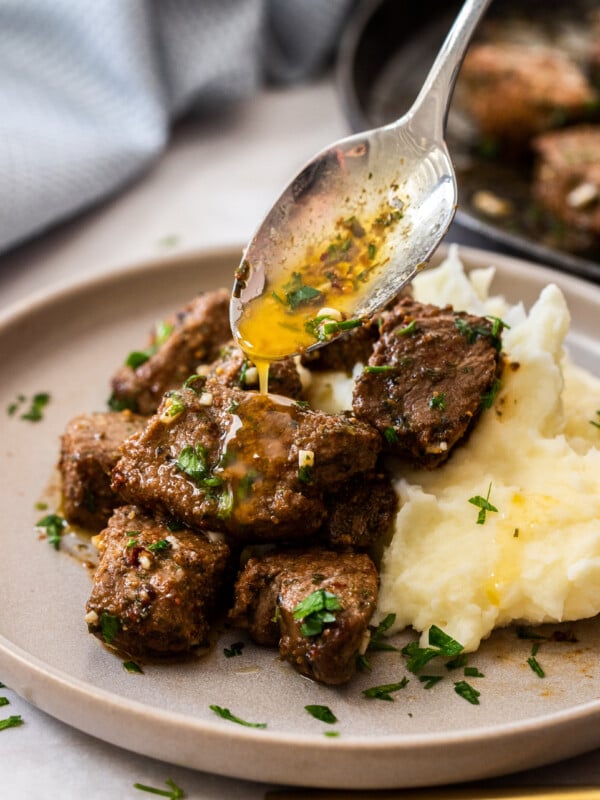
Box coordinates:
[1,242,600,789]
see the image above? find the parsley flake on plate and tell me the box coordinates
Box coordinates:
[209,705,267,728]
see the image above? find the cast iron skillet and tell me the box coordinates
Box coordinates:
[337,0,600,282]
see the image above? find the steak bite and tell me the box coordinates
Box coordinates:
[459,42,597,145]
[228,548,378,685]
[111,383,381,542]
[110,289,231,415]
[532,125,600,240]
[301,320,380,374]
[204,342,303,399]
[322,472,398,549]
[86,505,231,657]
[59,411,146,531]
[352,298,502,468]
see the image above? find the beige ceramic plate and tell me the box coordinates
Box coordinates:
[0,245,599,790]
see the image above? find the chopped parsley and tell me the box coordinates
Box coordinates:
[282,272,323,311]
[383,426,398,444]
[123,661,144,674]
[419,675,444,689]
[0,697,9,707]
[176,444,223,489]
[468,482,498,525]
[368,242,376,260]
[304,315,362,343]
[0,715,23,732]
[362,677,409,701]
[454,316,505,351]
[481,378,502,410]
[305,704,337,724]
[363,365,396,374]
[402,626,464,674]
[162,392,186,418]
[223,641,245,658]
[125,320,173,369]
[358,603,401,669]
[590,411,600,429]
[107,393,138,412]
[36,513,67,550]
[445,653,469,671]
[126,351,151,369]
[298,464,313,483]
[19,392,51,422]
[396,320,418,336]
[133,778,184,798]
[293,590,342,637]
[454,680,480,705]
[209,705,267,728]
[99,612,120,645]
[463,666,485,678]
[147,539,171,554]
[429,392,446,411]
[527,643,546,678]
[366,613,398,653]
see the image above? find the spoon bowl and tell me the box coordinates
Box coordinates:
[231,0,491,362]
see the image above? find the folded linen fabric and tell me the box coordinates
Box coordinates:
[0,0,355,254]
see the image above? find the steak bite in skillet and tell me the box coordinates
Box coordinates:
[228,547,379,685]
[86,505,231,657]
[532,125,600,242]
[110,289,231,415]
[59,411,146,531]
[352,298,503,468]
[459,42,597,146]
[111,383,382,542]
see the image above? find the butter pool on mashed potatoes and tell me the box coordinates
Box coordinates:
[307,245,600,653]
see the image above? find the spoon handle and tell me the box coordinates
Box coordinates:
[403,0,492,138]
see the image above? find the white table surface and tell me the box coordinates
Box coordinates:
[1,78,599,799]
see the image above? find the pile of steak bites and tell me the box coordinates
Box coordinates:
[59,287,503,685]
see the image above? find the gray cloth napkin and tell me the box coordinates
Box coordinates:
[0,0,355,255]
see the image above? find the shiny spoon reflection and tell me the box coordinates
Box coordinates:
[230,0,492,366]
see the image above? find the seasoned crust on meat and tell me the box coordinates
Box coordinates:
[86,505,231,657]
[352,298,502,468]
[228,547,378,684]
[111,384,382,542]
[322,472,398,549]
[59,411,146,531]
[111,289,231,415]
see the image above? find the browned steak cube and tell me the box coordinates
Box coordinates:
[352,298,502,468]
[323,472,398,549]
[532,125,600,239]
[301,320,379,374]
[228,548,378,685]
[204,342,303,398]
[110,289,231,414]
[112,384,381,542]
[86,505,231,657]
[59,411,146,531]
[459,43,597,144]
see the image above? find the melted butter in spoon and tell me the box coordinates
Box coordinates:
[233,202,405,373]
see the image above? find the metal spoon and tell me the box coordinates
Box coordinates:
[231,0,492,361]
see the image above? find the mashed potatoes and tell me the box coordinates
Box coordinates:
[309,246,600,652]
